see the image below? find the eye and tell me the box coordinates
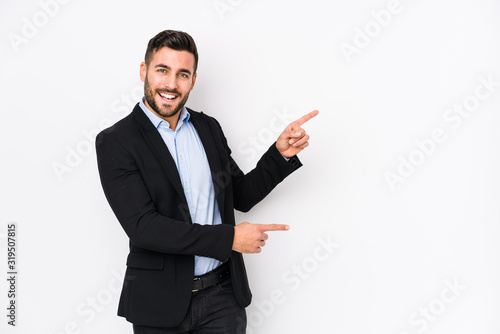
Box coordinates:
[179,73,188,78]
[158,69,167,73]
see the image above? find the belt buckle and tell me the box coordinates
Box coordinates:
[192,277,201,292]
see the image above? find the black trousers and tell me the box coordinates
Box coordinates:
[133,279,247,334]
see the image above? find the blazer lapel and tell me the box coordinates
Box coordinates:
[132,105,186,203]
[189,109,226,219]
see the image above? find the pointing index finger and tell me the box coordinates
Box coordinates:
[292,110,319,128]
[258,224,290,232]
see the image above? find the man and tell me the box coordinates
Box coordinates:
[96,30,318,333]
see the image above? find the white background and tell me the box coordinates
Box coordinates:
[1,0,500,333]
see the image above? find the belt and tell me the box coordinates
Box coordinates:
[192,261,230,292]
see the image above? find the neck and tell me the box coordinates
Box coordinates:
[145,101,181,131]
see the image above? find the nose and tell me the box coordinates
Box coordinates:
[163,72,178,90]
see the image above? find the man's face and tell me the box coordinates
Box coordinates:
[140,47,197,121]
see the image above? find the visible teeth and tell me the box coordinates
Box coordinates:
[160,93,176,100]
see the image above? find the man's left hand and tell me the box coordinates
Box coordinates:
[276,110,319,158]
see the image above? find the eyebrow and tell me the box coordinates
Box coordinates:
[154,64,192,76]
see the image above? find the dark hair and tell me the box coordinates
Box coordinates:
[145,30,199,73]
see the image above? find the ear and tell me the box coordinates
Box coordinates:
[140,62,147,82]
[190,73,197,91]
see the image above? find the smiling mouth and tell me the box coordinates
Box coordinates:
[159,92,178,102]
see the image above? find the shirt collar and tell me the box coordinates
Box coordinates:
[139,97,190,130]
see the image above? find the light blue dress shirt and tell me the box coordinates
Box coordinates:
[139,98,223,276]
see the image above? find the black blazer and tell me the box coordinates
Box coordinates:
[96,104,302,327]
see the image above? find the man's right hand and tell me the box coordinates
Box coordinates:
[232,222,290,254]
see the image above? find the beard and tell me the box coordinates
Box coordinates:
[144,74,190,119]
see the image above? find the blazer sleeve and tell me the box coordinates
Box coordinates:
[95,129,234,261]
[213,118,303,213]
